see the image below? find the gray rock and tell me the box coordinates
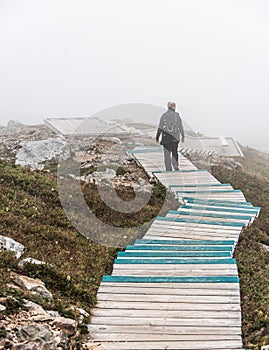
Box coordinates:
[15,138,71,170]
[23,300,54,322]
[15,324,59,349]
[76,307,89,318]
[0,235,25,259]
[46,310,61,319]
[52,317,77,336]
[261,243,269,252]
[98,136,122,144]
[0,304,6,318]
[12,274,53,301]
[88,168,116,185]
[18,258,47,270]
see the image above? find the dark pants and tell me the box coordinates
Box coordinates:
[163,142,179,171]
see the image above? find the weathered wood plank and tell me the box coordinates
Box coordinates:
[135,239,235,245]
[95,301,241,311]
[90,316,242,327]
[102,276,239,283]
[90,340,243,349]
[88,325,240,341]
[91,308,242,319]
[97,286,239,296]
[97,294,240,304]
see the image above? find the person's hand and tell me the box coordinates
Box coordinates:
[181,137,185,143]
[155,139,159,144]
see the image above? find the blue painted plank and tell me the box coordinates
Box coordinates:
[102,276,240,283]
[168,209,252,221]
[169,183,231,188]
[156,216,245,227]
[127,245,233,251]
[118,251,232,257]
[135,239,235,245]
[181,204,259,215]
[176,189,242,194]
[114,258,236,264]
[183,197,253,207]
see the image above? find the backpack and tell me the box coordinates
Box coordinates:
[162,111,180,137]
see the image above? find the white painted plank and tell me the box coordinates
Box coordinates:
[90,340,243,349]
[95,301,241,311]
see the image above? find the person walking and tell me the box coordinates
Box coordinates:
[156,101,185,171]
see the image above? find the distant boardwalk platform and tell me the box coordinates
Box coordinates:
[88,146,260,350]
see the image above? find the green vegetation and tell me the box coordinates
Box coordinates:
[212,145,269,349]
[1,144,269,348]
[0,160,176,322]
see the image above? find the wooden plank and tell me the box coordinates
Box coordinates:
[156,216,245,227]
[90,333,242,341]
[91,340,243,349]
[102,276,239,283]
[97,286,239,296]
[169,183,232,188]
[169,210,252,221]
[89,325,240,342]
[95,301,241,311]
[135,239,235,245]
[147,223,242,234]
[97,294,240,304]
[127,244,233,251]
[112,271,237,277]
[114,258,236,264]
[181,204,259,215]
[151,220,242,230]
[89,325,241,334]
[183,197,253,206]
[91,308,242,319]
[119,252,232,258]
[90,316,242,327]
[98,281,240,290]
[143,234,239,242]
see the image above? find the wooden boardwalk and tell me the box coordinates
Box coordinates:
[88,146,260,349]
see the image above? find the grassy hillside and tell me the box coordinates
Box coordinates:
[0,161,175,334]
[1,144,269,348]
[211,145,269,349]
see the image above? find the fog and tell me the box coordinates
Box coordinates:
[1,0,269,150]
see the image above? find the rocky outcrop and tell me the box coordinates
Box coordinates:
[0,299,84,349]
[180,148,243,170]
[0,235,25,259]
[15,138,71,170]
[18,258,48,271]
[52,317,78,336]
[11,274,53,301]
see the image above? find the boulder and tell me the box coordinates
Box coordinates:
[11,274,53,301]
[15,138,71,170]
[18,258,47,270]
[14,324,59,349]
[52,317,77,336]
[98,136,122,144]
[0,304,6,318]
[88,168,116,185]
[22,300,54,322]
[0,235,25,259]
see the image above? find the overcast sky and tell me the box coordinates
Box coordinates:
[0,0,269,149]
